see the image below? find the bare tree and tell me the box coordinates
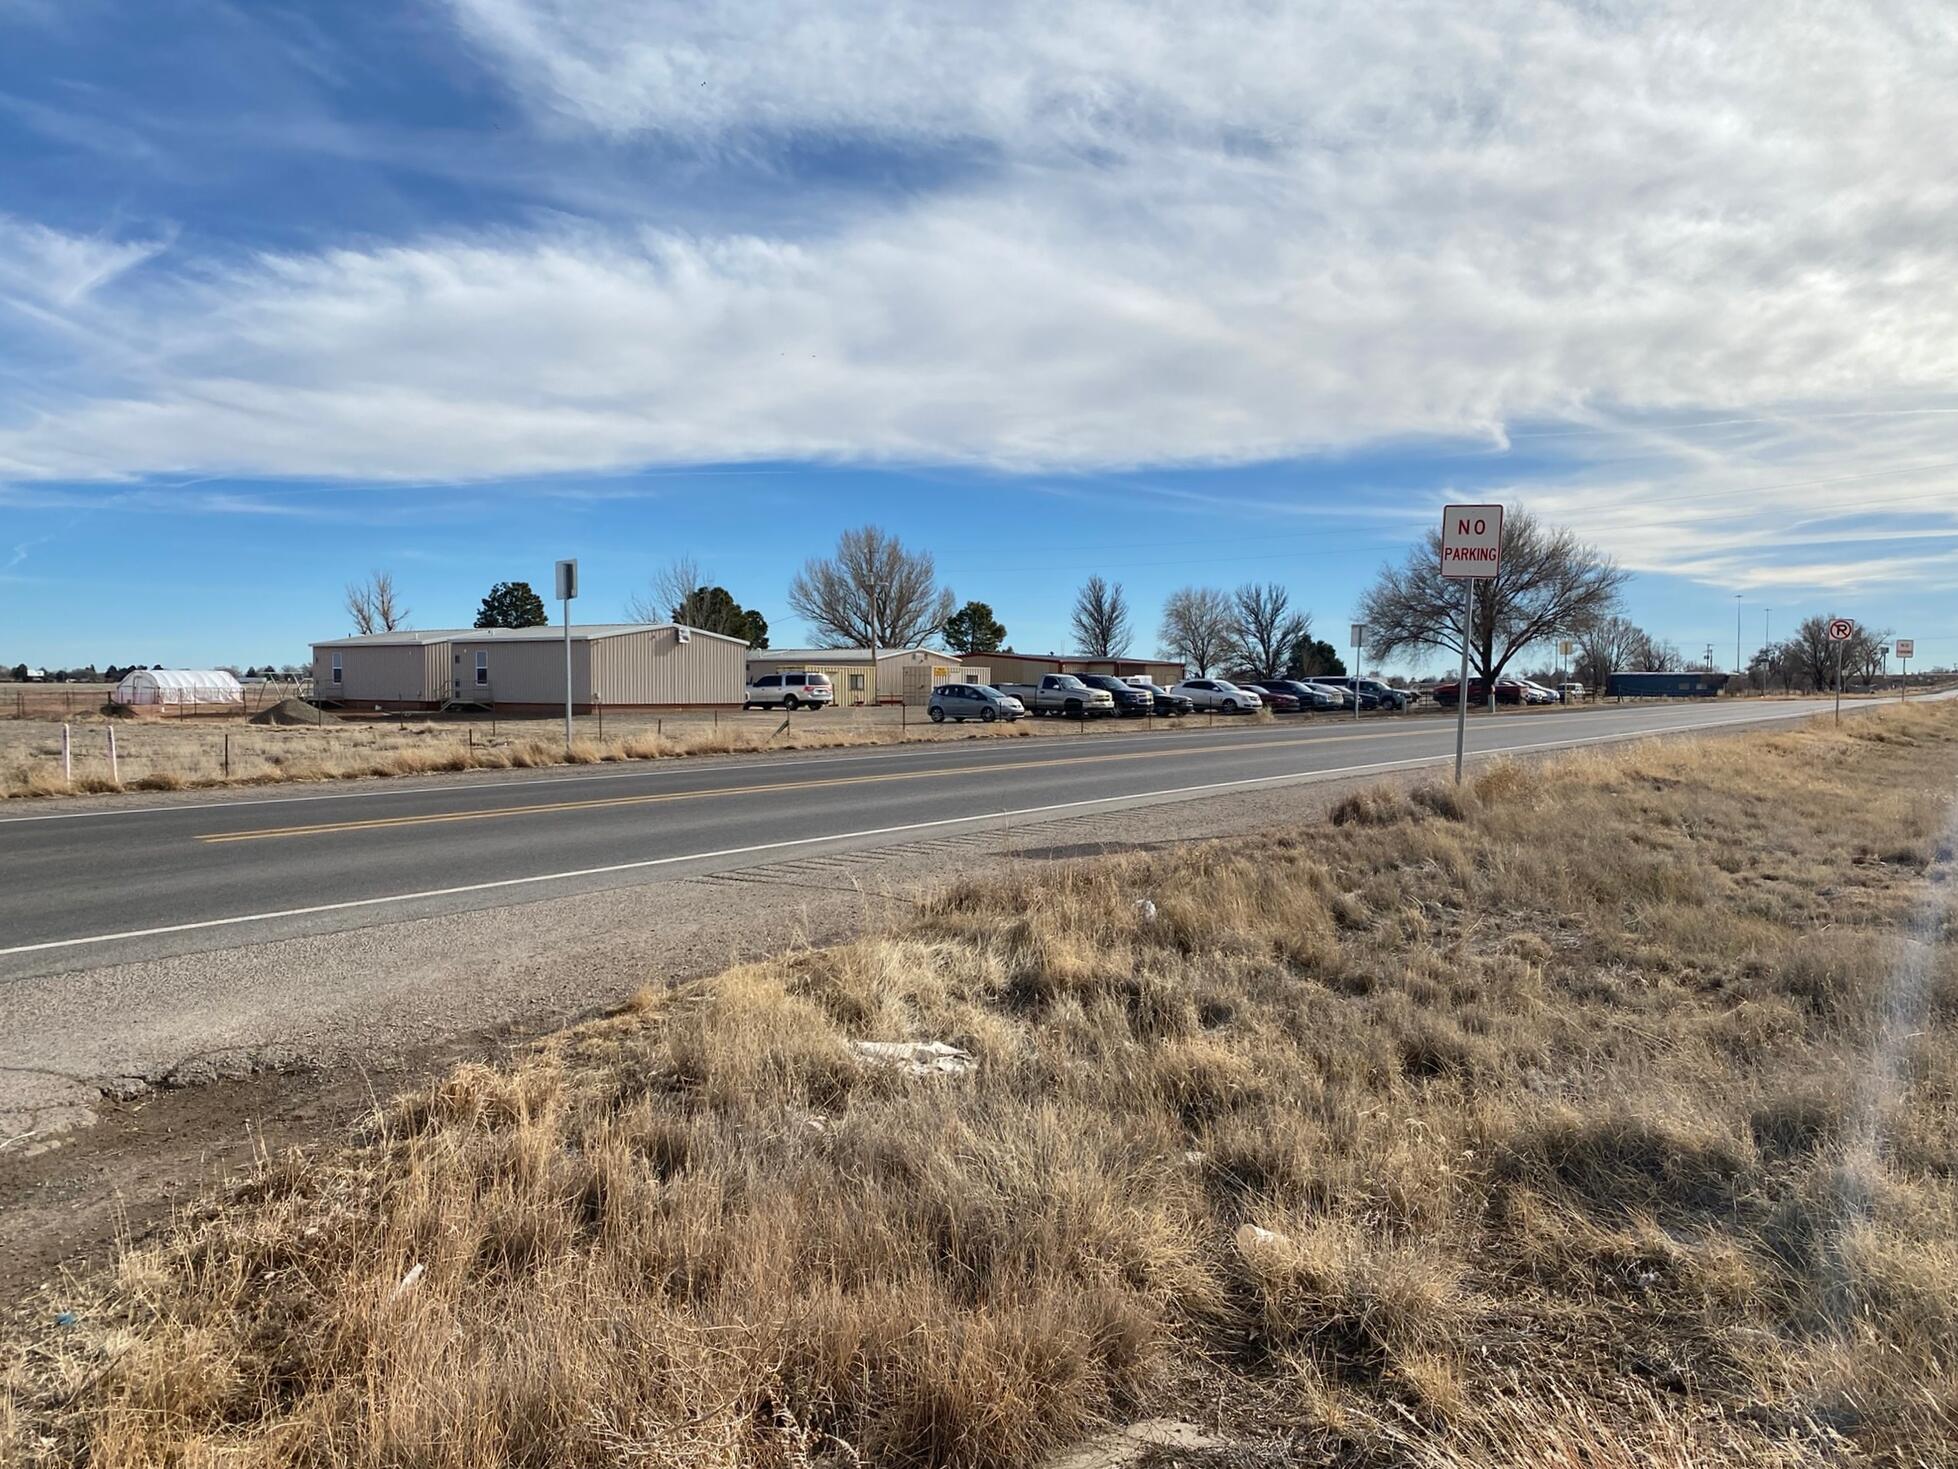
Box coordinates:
[1783,614,1887,691]
[1223,582,1309,679]
[1572,614,1647,689]
[626,556,704,626]
[1360,508,1627,704]
[1070,575,1132,657]
[1159,586,1232,676]
[345,570,408,635]
[787,526,954,649]
[1632,633,1684,673]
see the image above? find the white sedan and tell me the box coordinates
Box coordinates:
[1170,678,1264,713]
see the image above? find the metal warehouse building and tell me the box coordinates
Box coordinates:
[312,624,747,711]
[743,647,986,706]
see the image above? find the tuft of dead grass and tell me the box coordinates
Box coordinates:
[7,703,1958,1467]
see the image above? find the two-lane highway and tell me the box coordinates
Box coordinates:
[0,697,1883,979]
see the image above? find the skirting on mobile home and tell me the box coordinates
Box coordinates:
[311,624,748,711]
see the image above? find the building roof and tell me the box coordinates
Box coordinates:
[746,646,960,663]
[313,623,748,649]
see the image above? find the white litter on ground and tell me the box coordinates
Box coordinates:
[849,1039,977,1077]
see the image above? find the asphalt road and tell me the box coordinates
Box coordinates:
[0,696,1892,980]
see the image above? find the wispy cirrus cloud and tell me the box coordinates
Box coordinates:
[0,1,1954,596]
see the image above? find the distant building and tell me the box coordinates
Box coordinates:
[1604,670,1731,699]
[311,624,746,710]
[743,647,985,706]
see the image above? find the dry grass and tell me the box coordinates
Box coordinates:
[0,713,1055,800]
[0,709,1292,800]
[6,704,1958,1466]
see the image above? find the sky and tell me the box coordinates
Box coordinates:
[2,0,1956,674]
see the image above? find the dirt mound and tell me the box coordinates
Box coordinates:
[249,698,339,726]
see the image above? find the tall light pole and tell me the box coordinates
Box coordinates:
[1734,594,1743,675]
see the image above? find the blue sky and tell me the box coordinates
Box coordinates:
[3,1,1956,672]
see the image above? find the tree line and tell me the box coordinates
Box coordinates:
[336,514,1912,688]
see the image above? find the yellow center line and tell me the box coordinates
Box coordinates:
[196,725,1446,844]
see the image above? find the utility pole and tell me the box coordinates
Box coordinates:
[1734,594,1743,675]
[556,559,578,750]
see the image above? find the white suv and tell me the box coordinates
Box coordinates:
[742,671,835,710]
[1170,678,1264,713]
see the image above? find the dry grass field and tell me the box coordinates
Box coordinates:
[6,704,1956,1466]
[0,711,1056,799]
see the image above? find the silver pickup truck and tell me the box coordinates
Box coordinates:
[995,674,1117,718]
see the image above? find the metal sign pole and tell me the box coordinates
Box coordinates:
[1454,580,1471,783]
[556,558,579,751]
[1833,640,1842,725]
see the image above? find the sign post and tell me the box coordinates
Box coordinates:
[1827,617,1853,725]
[1895,638,1913,701]
[1558,639,1575,703]
[1441,505,1504,782]
[556,558,579,750]
[1349,622,1365,722]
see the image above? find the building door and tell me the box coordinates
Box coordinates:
[452,645,488,702]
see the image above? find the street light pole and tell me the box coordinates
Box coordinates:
[1734,594,1743,675]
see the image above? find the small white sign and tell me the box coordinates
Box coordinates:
[1559,639,1575,656]
[1440,504,1504,580]
[1895,638,1914,659]
[555,558,579,601]
[1350,622,1365,648]
[1827,618,1855,642]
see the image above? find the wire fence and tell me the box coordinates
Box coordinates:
[1,681,312,720]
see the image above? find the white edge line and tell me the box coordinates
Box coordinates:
[0,710,1842,960]
[0,698,1854,826]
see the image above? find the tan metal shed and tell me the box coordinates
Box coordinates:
[312,623,747,711]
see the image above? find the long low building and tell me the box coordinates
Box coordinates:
[743,647,986,705]
[312,623,747,711]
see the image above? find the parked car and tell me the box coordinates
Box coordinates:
[1432,678,1524,707]
[927,683,1025,723]
[1248,678,1343,711]
[1073,672,1156,716]
[1171,678,1264,713]
[996,674,1117,718]
[742,670,835,710]
[1514,679,1559,705]
[1558,682,1586,703]
[1121,677,1196,715]
[1239,679,1314,712]
[1312,676,1410,711]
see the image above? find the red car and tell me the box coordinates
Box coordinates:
[1431,678,1524,707]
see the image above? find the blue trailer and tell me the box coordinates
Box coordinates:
[1605,671,1731,699]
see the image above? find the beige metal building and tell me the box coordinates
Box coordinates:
[742,647,987,706]
[312,624,747,711]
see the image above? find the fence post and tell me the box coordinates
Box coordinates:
[107,727,118,784]
[597,700,604,743]
[61,723,71,781]
[224,732,231,777]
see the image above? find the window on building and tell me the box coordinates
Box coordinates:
[475,651,488,686]
[330,652,342,685]
[849,673,866,691]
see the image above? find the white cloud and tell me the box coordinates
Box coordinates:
[1,0,1956,590]
[0,216,165,308]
